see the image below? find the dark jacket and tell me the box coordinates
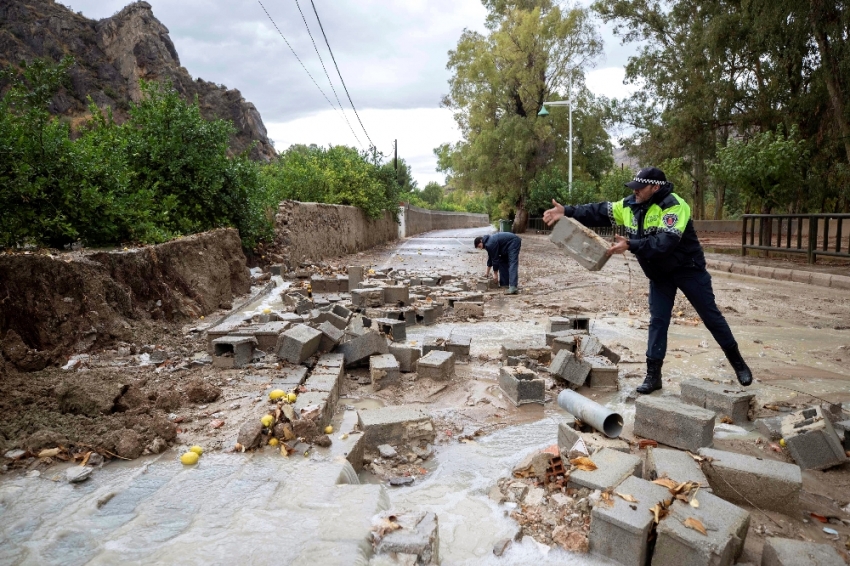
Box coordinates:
[480,232,520,273]
[564,184,706,280]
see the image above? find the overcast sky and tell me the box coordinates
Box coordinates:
[65,0,636,186]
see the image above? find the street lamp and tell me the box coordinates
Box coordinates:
[538,93,573,194]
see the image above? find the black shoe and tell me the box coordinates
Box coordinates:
[636,357,663,394]
[722,344,753,386]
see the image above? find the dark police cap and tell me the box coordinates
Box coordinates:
[624,167,667,190]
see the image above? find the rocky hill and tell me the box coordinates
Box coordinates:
[0,0,276,161]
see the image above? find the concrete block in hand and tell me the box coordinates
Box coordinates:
[498,366,545,406]
[549,216,611,271]
[370,354,400,391]
[589,476,672,566]
[761,537,846,566]
[276,324,322,364]
[645,447,710,489]
[780,407,848,470]
[335,329,388,366]
[567,447,641,491]
[389,344,421,373]
[417,350,455,381]
[212,335,256,369]
[634,396,715,452]
[697,447,801,515]
[680,379,754,424]
[548,350,591,387]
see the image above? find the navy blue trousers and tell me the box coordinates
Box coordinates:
[496,238,522,287]
[647,267,737,360]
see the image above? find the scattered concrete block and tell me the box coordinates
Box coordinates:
[358,405,435,450]
[351,288,384,308]
[421,277,438,286]
[501,340,531,360]
[577,335,603,357]
[454,302,484,318]
[634,396,715,452]
[422,337,447,355]
[680,379,754,424]
[755,416,784,441]
[780,407,848,470]
[331,303,352,320]
[506,355,534,368]
[446,336,471,361]
[836,420,850,451]
[279,312,305,324]
[271,366,309,390]
[697,447,801,515]
[549,216,611,271]
[276,324,323,364]
[557,422,631,455]
[335,330,388,365]
[600,344,621,364]
[552,336,578,355]
[585,356,618,390]
[761,537,845,566]
[417,350,455,381]
[253,321,290,352]
[305,367,343,410]
[548,350,591,387]
[370,354,401,391]
[310,274,332,293]
[653,491,750,566]
[547,316,572,333]
[545,329,586,347]
[567,447,641,491]
[383,285,410,306]
[374,511,439,565]
[348,266,363,291]
[399,307,416,326]
[293,390,333,428]
[499,366,545,406]
[316,321,345,352]
[212,336,256,369]
[373,317,407,342]
[589,476,673,566]
[572,316,591,331]
[525,346,552,365]
[389,344,421,373]
[645,447,710,489]
[414,306,438,326]
[313,311,348,331]
[206,320,244,353]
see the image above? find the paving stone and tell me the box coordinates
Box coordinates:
[335,330,388,366]
[212,335,256,369]
[370,354,401,391]
[454,302,484,318]
[653,491,750,566]
[567,447,641,491]
[276,324,322,364]
[389,344,421,373]
[589,476,672,566]
[634,396,715,452]
[549,216,611,271]
[761,537,846,566]
[445,336,471,361]
[417,350,455,381]
[697,447,801,515]
[373,317,407,342]
[374,511,439,565]
[547,316,572,333]
[498,366,544,406]
[358,405,435,450]
[755,416,784,441]
[351,288,384,308]
[780,407,848,470]
[585,356,619,390]
[680,379,755,424]
[644,447,710,489]
[548,350,591,387]
[557,422,630,455]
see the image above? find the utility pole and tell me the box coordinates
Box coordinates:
[393,139,398,172]
[568,79,572,195]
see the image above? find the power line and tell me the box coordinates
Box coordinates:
[308,0,375,149]
[292,0,363,148]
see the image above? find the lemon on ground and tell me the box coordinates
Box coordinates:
[189,445,203,456]
[180,452,199,465]
[268,437,279,446]
[324,425,333,434]
[269,389,286,401]
[263,308,271,314]
[261,414,274,427]
[779,438,786,447]
[287,392,297,403]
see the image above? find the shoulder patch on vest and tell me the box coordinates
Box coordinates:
[662,213,678,228]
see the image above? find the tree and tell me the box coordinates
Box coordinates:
[420,182,444,206]
[439,0,606,232]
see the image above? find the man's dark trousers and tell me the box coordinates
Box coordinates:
[497,238,522,287]
[646,266,737,360]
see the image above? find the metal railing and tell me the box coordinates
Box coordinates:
[741,214,850,263]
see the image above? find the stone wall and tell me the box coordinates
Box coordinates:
[401,204,490,237]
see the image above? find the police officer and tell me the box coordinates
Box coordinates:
[474,232,522,295]
[543,167,752,394]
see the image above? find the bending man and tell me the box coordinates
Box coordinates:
[543,167,752,393]
[474,232,522,295]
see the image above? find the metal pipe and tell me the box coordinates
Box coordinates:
[557,390,623,438]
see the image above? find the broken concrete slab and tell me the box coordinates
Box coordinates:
[761,537,846,566]
[549,216,611,271]
[634,396,715,452]
[680,379,755,424]
[212,335,256,369]
[276,324,323,364]
[585,356,619,391]
[567,447,641,491]
[335,330,388,366]
[780,407,848,470]
[498,366,545,406]
[653,490,750,566]
[548,350,592,387]
[357,405,435,450]
[645,447,710,489]
[557,422,630,455]
[589,475,673,566]
[389,344,421,373]
[370,354,401,391]
[374,511,439,566]
[417,350,455,381]
[697,447,801,516]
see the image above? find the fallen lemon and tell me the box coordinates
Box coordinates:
[268,437,279,446]
[287,392,297,403]
[269,389,286,401]
[779,438,786,447]
[180,452,199,465]
[189,445,203,456]
[324,425,334,434]
[261,415,274,427]
[263,308,271,314]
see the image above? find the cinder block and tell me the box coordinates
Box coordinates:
[498,366,544,405]
[557,422,630,454]
[351,288,384,307]
[374,511,439,565]
[389,344,421,372]
[634,396,715,452]
[279,312,305,324]
[383,285,410,306]
[836,420,850,451]
[548,350,591,387]
[373,317,407,342]
[680,379,754,424]
[446,336,471,361]
[547,317,572,332]
[755,416,783,440]
[600,344,621,364]
[358,405,435,450]
[316,321,345,352]
[761,537,845,566]
[525,346,552,365]
[212,335,256,368]
[417,350,455,381]
[645,447,710,489]
[422,337,447,355]
[270,365,308,390]
[549,217,611,271]
[567,447,641,491]
[305,367,343,410]
[454,302,484,318]
[572,316,590,331]
[348,266,363,291]
[501,340,531,360]
[552,336,577,355]
[585,356,618,390]
[780,407,848,470]
[313,310,348,330]
[293,390,333,428]
[253,321,290,352]
[421,277,438,286]
[206,320,244,353]
[276,324,322,363]
[370,354,401,391]
[545,329,585,347]
[589,476,672,566]
[653,491,750,566]
[335,330,388,365]
[697,447,801,515]
[414,306,438,326]
[577,335,603,357]
[310,274,332,293]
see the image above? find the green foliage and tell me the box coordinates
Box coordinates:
[598,166,634,203]
[420,182,444,206]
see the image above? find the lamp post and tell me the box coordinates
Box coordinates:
[538,91,573,195]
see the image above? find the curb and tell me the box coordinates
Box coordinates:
[705,259,850,291]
